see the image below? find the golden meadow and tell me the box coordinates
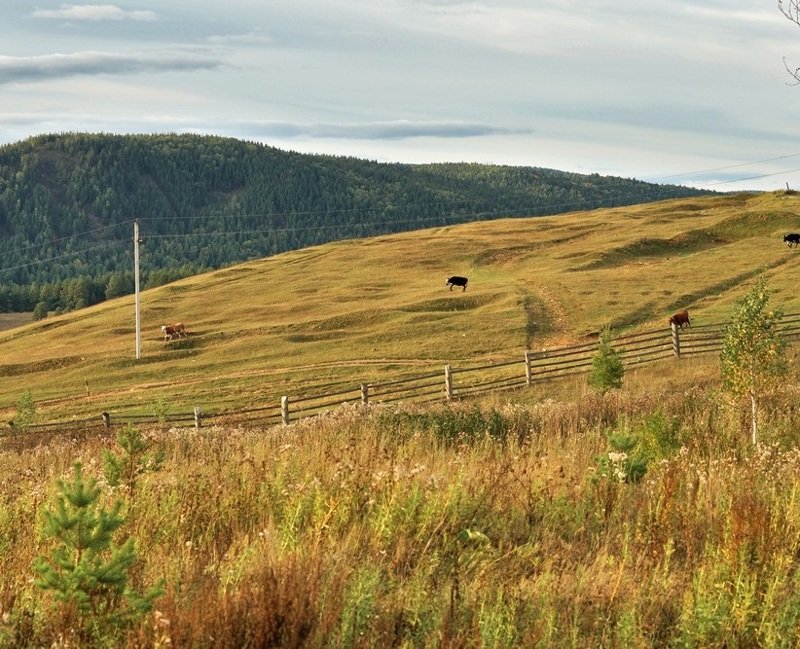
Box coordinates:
[3,191,800,646]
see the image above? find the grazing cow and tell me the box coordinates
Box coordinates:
[669,309,691,329]
[161,322,187,341]
[785,233,800,247]
[446,276,468,292]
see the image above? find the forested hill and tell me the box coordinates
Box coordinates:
[0,132,711,314]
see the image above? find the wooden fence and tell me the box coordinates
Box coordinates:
[11,312,800,434]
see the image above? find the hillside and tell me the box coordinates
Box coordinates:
[0,133,711,313]
[2,190,799,424]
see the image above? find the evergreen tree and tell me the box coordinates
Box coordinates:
[34,463,162,638]
[589,329,624,393]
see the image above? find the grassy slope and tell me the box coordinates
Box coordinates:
[3,190,800,421]
[0,313,31,332]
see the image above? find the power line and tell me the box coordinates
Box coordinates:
[0,240,126,273]
[697,165,800,187]
[645,152,800,184]
[0,221,133,259]
[2,148,799,266]
[8,149,796,276]
[0,184,697,274]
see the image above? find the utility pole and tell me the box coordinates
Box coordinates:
[134,220,142,359]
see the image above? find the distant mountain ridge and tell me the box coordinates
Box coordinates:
[0,132,712,313]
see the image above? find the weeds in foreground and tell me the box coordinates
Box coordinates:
[1,385,800,646]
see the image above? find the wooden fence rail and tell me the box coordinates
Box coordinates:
[11,312,800,435]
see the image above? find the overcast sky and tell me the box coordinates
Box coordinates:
[3,1,800,191]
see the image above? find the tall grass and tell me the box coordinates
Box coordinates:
[1,380,800,646]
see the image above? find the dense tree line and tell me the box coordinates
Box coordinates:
[0,133,711,315]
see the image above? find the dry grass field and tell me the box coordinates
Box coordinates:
[0,313,31,333]
[5,191,800,646]
[2,190,800,423]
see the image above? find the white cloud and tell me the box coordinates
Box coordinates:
[32,4,158,21]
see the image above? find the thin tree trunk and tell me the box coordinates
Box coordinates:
[750,390,758,446]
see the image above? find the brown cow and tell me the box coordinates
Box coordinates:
[669,310,691,329]
[161,322,187,341]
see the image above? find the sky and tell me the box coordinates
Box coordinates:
[3,1,800,191]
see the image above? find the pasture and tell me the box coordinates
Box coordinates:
[2,190,800,422]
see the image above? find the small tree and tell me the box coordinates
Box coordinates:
[593,432,648,484]
[151,394,171,427]
[13,390,36,430]
[34,463,162,639]
[589,329,624,393]
[720,277,788,446]
[103,424,164,497]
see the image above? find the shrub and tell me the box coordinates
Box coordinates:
[151,394,171,425]
[32,301,48,321]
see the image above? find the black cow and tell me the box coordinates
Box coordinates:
[785,233,800,247]
[446,276,468,292]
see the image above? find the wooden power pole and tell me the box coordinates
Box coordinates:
[134,220,142,359]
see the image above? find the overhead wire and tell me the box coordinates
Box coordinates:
[2,149,800,276]
[645,152,800,183]
[0,183,695,273]
[0,221,133,259]
[0,240,127,273]
[696,165,800,187]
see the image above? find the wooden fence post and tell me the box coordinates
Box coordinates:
[524,350,533,386]
[102,412,111,431]
[671,322,681,359]
[194,406,201,430]
[360,383,369,405]
[444,365,453,401]
[281,396,290,425]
